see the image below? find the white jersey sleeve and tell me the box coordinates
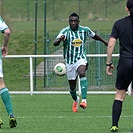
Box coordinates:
[0,16,8,32]
[56,27,69,41]
[86,27,95,38]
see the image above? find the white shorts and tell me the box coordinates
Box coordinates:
[66,59,87,80]
[0,59,3,77]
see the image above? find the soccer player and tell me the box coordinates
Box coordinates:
[106,0,133,132]
[0,16,17,128]
[54,12,108,112]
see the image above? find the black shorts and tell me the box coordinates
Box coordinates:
[115,57,133,91]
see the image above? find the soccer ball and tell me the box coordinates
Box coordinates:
[54,63,66,76]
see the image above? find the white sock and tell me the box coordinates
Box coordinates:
[82,99,86,103]
[76,96,79,102]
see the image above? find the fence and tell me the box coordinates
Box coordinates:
[4,54,128,95]
[3,54,132,95]
[0,0,126,21]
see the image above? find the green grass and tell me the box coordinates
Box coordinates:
[0,94,132,133]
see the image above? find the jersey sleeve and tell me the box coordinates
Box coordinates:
[56,27,68,40]
[0,16,8,33]
[110,22,118,39]
[85,27,95,37]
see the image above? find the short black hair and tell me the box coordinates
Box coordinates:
[69,12,79,19]
[127,0,133,9]
[126,0,133,17]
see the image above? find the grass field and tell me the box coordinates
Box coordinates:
[0,94,132,133]
[0,1,131,132]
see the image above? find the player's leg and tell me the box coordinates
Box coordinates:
[69,80,77,101]
[66,63,80,112]
[111,89,126,132]
[0,79,13,115]
[77,65,88,109]
[0,80,17,128]
[68,80,80,112]
[111,57,131,132]
[0,59,17,128]
[131,81,133,132]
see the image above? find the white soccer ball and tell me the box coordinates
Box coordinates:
[54,63,66,76]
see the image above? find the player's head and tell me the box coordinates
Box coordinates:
[126,0,133,17]
[68,12,80,31]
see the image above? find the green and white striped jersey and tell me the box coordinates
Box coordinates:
[0,16,8,33]
[0,16,8,59]
[56,25,95,64]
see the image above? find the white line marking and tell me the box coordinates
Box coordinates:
[14,115,132,119]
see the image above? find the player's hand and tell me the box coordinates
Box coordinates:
[59,35,65,41]
[1,46,8,57]
[54,35,66,46]
[106,64,115,76]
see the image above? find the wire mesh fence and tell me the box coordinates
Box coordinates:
[0,0,126,21]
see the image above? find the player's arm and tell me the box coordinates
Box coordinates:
[92,34,108,46]
[106,37,116,76]
[1,28,10,57]
[54,35,65,46]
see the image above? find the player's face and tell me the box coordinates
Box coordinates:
[69,16,79,31]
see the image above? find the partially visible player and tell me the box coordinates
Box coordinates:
[106,0,133,132]
[132,81,133,132]
[54,12,108,112]
[0,16,17,128]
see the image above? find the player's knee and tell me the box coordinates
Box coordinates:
[70,87,76,92]
[115,90,126,101]
[78,71,86,78]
